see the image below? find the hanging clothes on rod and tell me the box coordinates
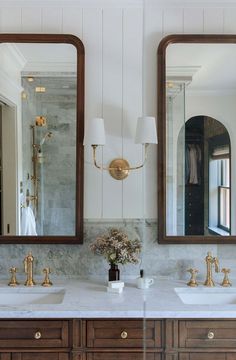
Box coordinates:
[185,144,202,185]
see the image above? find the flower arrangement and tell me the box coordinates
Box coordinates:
[90,228,141,265]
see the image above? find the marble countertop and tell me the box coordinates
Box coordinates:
[0,278,236,318]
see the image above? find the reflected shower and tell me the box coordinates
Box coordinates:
[40,131,53,147]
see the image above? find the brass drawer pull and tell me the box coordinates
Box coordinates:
[207,331,215,339]
[34,331,42,340]
[121,330,128,339]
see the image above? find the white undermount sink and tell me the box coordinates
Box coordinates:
[0,287,65,306]
[175,287,236,305]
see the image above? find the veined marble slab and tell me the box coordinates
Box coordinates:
[0,279,235,318]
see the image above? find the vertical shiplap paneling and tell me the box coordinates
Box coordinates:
[41,7,63,33]
[183,8,204,33]
[83,8,103,218]
[203,8,224,33]
[144,6,162,219]
[224,8,236,33]
[163,7,184,35]
[0,7,22,32]
[62,7,83,38]
[21,7,42,32]
[102,8,123,218]
[122,7,143,218]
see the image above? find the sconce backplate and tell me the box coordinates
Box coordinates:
[109,159,130,180]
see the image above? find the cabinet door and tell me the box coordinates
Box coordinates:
[179,353,236,360]
[11,353,69,360]
[0,354,11,360]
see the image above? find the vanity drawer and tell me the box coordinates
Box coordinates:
[0,320,69,348]
[87,320,161,348]
[179,320,236,348]
[86,353,161,360]
[11,353,69,360]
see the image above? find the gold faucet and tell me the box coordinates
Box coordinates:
[204,251,219,287]
[23,252,36,286]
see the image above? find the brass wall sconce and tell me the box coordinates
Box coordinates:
[83,117,157,180]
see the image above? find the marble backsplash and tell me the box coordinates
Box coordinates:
[0,220,234,283]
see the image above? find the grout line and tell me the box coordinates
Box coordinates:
[20,7,23,31]
[121,8,124,220]
[40,8,43,32]
[142,0,146,220]
[161,8,164,37]
[61,7,63,33]
[203,8,205,33]
[222,7,225,33]
[81,7,84,41]
[101,8,104,219]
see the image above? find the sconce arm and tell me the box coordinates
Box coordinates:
[92,143,149,180]
[92,144,149,171]
[127,143,149,170]
[92,145,110,171]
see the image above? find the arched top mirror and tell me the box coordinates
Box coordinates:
[0,34,84,244]
[157,34,236,244]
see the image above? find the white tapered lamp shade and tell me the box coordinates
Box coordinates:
[83,117,106,145]
[135,116,158,144]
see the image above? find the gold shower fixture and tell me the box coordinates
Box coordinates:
[35,116,47,127]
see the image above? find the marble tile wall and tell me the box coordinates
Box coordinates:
[0,220,232,283]
[22,76,76,236]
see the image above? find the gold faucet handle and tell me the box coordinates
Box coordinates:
[41,267,53,287]
[187,268,199,287]
[8,267,19,287]
[221,268,232,287]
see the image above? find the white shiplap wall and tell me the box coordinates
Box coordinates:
[0,0,236,220]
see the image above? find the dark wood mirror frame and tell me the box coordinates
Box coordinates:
[0,34,84,244]
[157,34,236,244]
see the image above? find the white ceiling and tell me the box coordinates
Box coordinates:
[15,43,77,73]
[166,43,236,94]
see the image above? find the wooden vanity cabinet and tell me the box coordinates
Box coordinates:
[84,319,163,360]
[2,318,236,359]
[179,354,236,360]
[0,320,71,360]
[165,319,236,359]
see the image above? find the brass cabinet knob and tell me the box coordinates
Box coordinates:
[121,330,128,339]
[34,331,42,340]
[207,331,215,339]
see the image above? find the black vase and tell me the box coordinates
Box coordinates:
[108,263,120,281]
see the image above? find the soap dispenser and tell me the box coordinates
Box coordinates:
[137,269,154,289]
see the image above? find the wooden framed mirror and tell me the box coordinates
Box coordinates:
[158,34,236,244]
[0,34,84,244]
